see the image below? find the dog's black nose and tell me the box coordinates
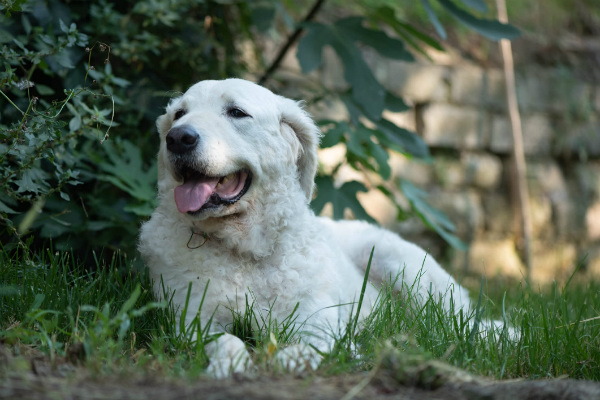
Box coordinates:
[166,125,199,154]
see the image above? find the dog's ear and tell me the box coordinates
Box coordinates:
[279,98,322,202]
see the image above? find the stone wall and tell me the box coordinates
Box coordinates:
[276,46,600,284]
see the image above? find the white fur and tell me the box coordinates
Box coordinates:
[139,79,478,378]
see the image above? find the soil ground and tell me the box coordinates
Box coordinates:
[2,344,600,400]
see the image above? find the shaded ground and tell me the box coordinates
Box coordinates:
[2,344,599,400]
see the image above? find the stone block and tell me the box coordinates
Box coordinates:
[490,113,553,155]
[428,189,484,238]
[586,202,600,241]
[554,116,600,159]
[527,161,575,239]
[432,157,465,189]
[318,144,346,175]
[432,153,502,190]
[515,67,593,113]
[450,64,485,105]
[585,247,600,280]
[514,70,552,112]
[485,68,507,110]
[450,65,505,109]
[385,62,450,103]
[360,188,398,227]
[527,160,568,196]
[383,109,416,132]
[421,104,490,149]
[529,195,553,239]
[468,239,525,278]
[481,194,513,235]
[465,153,503,189]
[388,153,433,187]
[531,241,577,284]
[575,162,600,198]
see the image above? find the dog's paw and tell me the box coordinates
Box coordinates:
[275,343,322,374]
[206,353,253,379]
[205,333,253,379]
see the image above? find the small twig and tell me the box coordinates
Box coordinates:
[258,0,326,86]
[556,315,600,329]
[187,230,210,249]
[0,89,25,115]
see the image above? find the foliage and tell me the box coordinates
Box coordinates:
[0,0,518,257]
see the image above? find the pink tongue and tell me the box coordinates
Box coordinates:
[174,177,220,213]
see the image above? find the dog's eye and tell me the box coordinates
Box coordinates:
[227,107,249,119]
[174,109,186,121]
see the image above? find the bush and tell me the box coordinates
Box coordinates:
[0,0,518,259]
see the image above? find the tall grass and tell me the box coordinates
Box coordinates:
[1,245,599,380]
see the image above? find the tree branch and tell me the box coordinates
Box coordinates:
[496,0,533,281]
[258,0,326,86]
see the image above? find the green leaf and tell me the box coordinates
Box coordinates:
[298,21,388,119]
[59,191,70,201]
[330,34,385,119]
[437,0,520,41]
[69,115,81,132]
[368,6,443,55]
[35,84,55,95]
[0,200,16,214]
[311,176,374,222]
[53,48,76,69]
[59,19,69,34]
[124,202,155,217]
[400,179,467,250]
[346,125,369,159]
[251,6,276,33]
[21,14,31,35]
[459,0,487,13]
[385,91,410,112]
[321,121,349,148]
[297,22,329,73]
[95,139,157,203]
[422,0,447,39]
[393,20,444,51]
[348,124,391,180]
[340,93,362,126]
[336,17,413,61]
[375,119,430,158]
[365,139,391,180]
[15,168,50,194]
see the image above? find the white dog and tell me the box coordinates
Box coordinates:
[139,79,477,377]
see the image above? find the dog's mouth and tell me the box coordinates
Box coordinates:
[173,167,251,214]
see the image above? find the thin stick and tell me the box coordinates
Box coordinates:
[496,0,533,281]
[258,0,326,86]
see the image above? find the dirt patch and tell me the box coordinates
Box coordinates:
[1,345,599,400]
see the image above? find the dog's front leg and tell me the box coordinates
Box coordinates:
[205,332,252,378]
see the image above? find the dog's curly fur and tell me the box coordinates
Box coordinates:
[139,79,473,377]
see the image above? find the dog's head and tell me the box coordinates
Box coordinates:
[155,79,321,221]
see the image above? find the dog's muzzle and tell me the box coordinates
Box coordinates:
[166,125,199,155]
[166,125,252,215]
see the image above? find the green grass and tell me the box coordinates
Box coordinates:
[1,244,599,381]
